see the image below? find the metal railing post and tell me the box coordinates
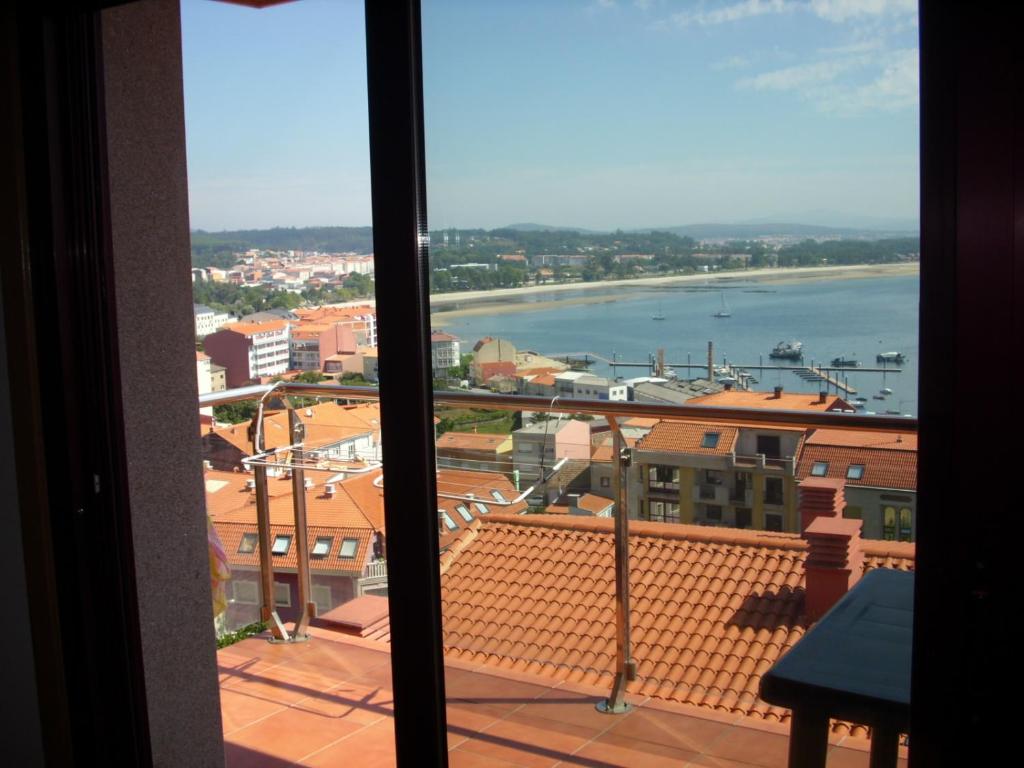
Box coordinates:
[249,419,289,641]
[288,407,315,639]
[597,415,636,714]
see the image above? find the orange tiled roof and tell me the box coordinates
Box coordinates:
[209,402,381,454]
[216,520,372,575]
[576,493,614,514]
[439,514,913,738]
[807,428,918,450]
[590,433,639,463]
[797,444,917,491]
[222,319,289,336]
[689,390,853,412]
[436,432,512,452]
[636,421,740,455]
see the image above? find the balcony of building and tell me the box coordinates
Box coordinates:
[202,382,916,767]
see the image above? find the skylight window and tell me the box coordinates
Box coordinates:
[701,432,720,449]
[441,512,459,531]
[271,534,292,555]
[811,461,829,476]
[338,538,359,559]
[455,504,473,522]
[474,502,489,515]
[312,536,332,557]
[846,464,865,480]
[237,532,258,554]
[490,489,507,502]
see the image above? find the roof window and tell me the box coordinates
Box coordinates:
[474,502,489,515]
[237,533,258,554]
[441,512,459,531]
[490,489,507,502]
[271,534,292,556]
[338,538,359,559]
[701,432,720,449]
[810,461,829,476]
[455,504,474,523]
[311,536,332,557]
[846,464,865,480]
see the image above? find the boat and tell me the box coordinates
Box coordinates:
[712,292,731,318]
[876,351,905,364]
[853,396,868,404]
[880,387,893,395]
[830,356,861,367]
[768,340,803,360]
[872,394,887,400]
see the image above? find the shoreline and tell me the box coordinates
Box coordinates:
[428,262,919,324]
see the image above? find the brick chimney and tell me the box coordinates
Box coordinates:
[798,477,845,533]
[773,385,783,399]
[803,516,864,621]
[818,390,828,404]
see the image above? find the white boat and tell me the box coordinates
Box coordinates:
[880,387,893,395]
[712,292,731,318]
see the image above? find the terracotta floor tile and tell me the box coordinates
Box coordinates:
[226,704,366,762]
[223,741,294,768]
[454,711,598,768]
[825,746,908,768]
[517,689,637,733]
[447,701,510,748]
[680,754,767,768]
[445,670,551,711]
[569,729,703,767]
[220,688,289,736]
[287,680,391,725]
[697,725,790,768]
[297,721,397,768]
[221,661,341,706]
[448,747,530,768]
[605,706,730,755]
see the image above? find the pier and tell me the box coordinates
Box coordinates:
[548,351,900,396]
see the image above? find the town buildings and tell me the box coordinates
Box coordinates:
[470,336,517,385]
[193,303,235,338]
[512,418,592,502]
[435,431,514,474]
[203,319,291,387]
[429,331,460,377]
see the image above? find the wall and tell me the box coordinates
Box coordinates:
[102,1,224,764]
[204,330,251,388]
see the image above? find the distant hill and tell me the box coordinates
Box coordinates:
[501,222,603,234]
[191,226,373,254]
[638,222,917,240]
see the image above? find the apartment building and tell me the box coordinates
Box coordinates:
[202,319,291,387]
[470,336,517,385]
[631,419,805,533]
[796,428,918,541]
[512,418,592,505]
[192,303,234,338]
[554,371,628,401]
[435,431,513,474]
[430,331,460,377]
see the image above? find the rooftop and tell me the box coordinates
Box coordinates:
[222,319,290,336]
[636,421,741,456]
[219,627,906,767]
[436,431,513,452]
[689,391,853,413]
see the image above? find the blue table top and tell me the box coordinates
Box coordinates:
[760,568,913,728]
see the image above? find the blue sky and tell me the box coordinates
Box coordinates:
[182,0,919,232]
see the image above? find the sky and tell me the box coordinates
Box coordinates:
[182,0,919,232]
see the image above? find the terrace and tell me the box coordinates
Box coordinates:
[205,382,915,767]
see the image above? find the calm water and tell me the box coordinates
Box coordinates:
[437,275,920,416]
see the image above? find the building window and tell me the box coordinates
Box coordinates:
[846,464,865,480]
[490,489,507,502]
[705,469,724,485]
[765,513,784,532]
[274,581,291,607]
[810,461,829,477]
[735,507,752,529]
[312,584,332,615]
[705,505,722,521]
[701,432,720,449]
[272,534,292,556]
[765,477,784,505]
[844,505,863,520]
[311,536,332,558]
[899,507,913,541]
[649,501,680,523]
[883,505,897,540]
[232,580,258,605]
[441,512,458,531]
[474,502,489,515]
[238,532,258,554]
[600,476,610,488]
[650,465,679,489]
[455,504,473,522]
[339,538,359,559]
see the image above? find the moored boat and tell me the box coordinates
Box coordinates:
[876,351,905,364]
[769,340,803,360]
[830,356,861,367]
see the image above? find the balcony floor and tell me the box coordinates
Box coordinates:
[219,629,903,767]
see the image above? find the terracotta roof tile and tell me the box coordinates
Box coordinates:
[222,319,289,336]
[797,443,917,490]
[688,390,854,412]
[636,421,739,455]
[436,432,512,452]
[438,514,913,736]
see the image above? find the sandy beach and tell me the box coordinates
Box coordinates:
[429,262,919,324]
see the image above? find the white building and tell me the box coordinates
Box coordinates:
[196,351,212,418]
[430,331,461,377]
[554,371,628,401]
[193,304,235,338]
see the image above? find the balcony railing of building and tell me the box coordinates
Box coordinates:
[201,381,917,723]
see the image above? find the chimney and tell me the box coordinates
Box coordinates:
[245,479,256,491]
[324,483,336,496]
[818,390,828,404]
[773,385,783,399]
[798,477,845,532]
[304,478,314,490]
[803,516,864,620]
[567,493,584,516]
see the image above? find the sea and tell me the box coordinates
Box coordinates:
[433,274,920,416]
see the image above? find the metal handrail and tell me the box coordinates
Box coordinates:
[201,381,919,433]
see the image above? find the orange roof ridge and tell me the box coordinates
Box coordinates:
[481,513,807,550]
[440,519,482,573]
[860,538,916,559]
